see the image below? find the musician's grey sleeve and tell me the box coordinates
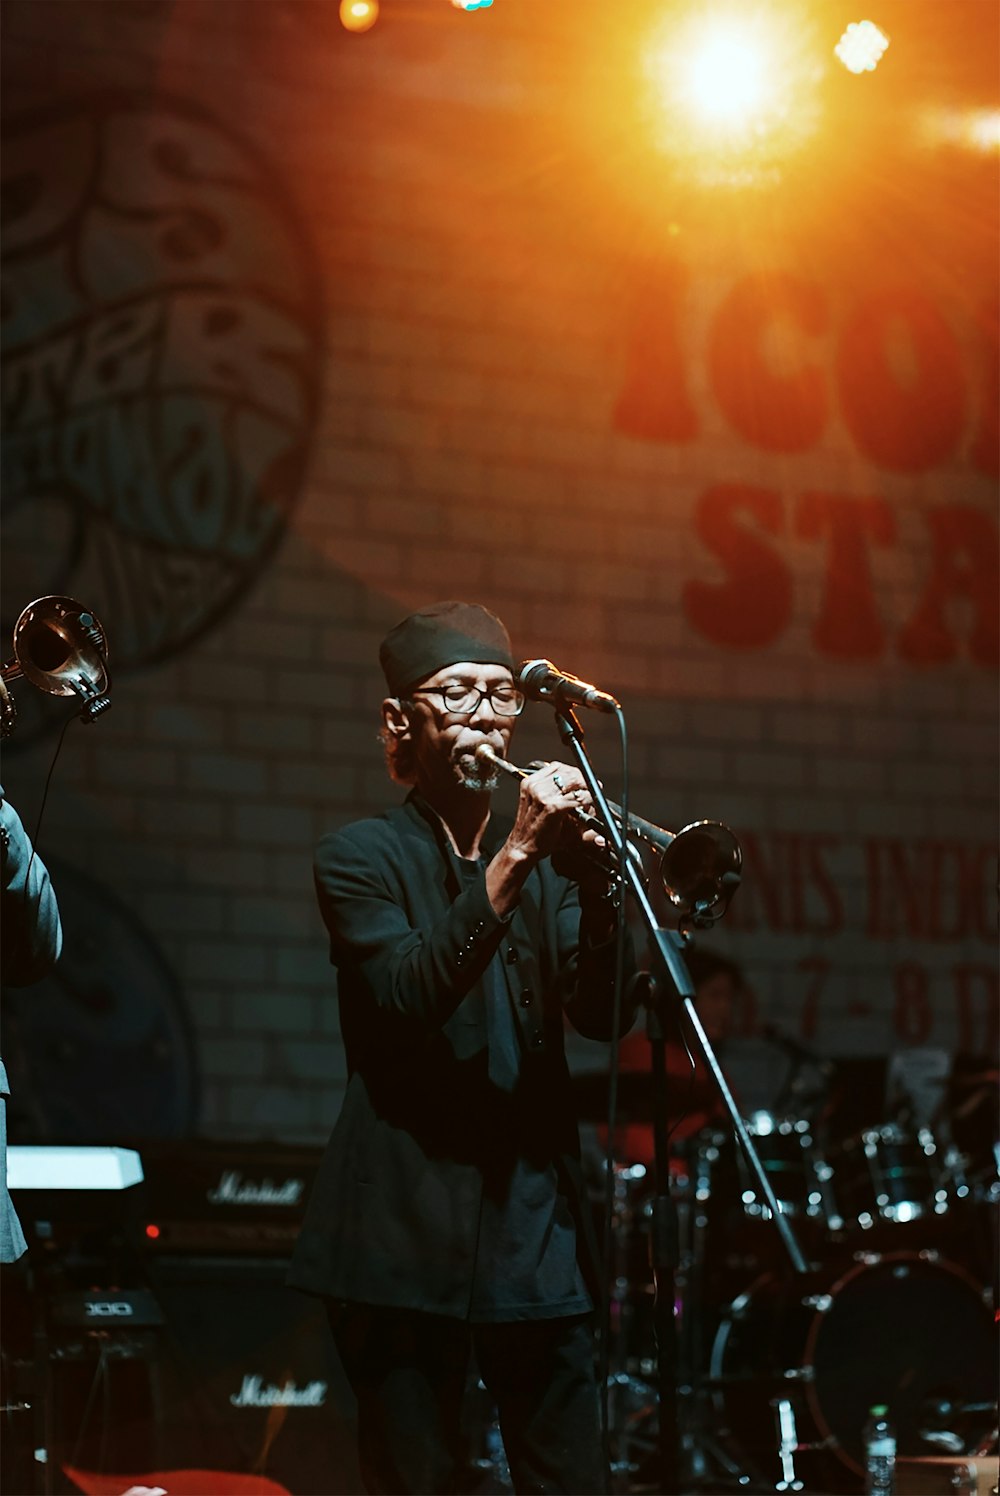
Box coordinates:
[1,788,63,989]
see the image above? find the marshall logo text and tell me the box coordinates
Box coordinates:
[230,1375,327,1409]
[207,1170,304,1208]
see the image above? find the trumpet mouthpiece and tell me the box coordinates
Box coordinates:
[473,745,525,783]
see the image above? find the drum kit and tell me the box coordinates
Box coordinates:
[599,1068,999,1495]
[465,741,996,1493]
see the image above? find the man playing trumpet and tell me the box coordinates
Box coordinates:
[289,600,634,1495]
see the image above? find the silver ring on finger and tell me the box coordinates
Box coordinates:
[552,773,564,791]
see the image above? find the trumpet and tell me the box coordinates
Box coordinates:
[1,596,112,738]
[475,743,741,928]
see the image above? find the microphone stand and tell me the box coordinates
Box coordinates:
[553,707,810,1496]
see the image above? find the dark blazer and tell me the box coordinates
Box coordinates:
[288,791,632,1315]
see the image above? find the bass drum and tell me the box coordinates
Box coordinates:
[711,1252,996,1489]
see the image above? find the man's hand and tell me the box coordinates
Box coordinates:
[486,761,610,919]
[506,761,603,863]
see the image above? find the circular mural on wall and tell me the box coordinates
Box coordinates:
[0,93,324,686]
[1,855,199,1142]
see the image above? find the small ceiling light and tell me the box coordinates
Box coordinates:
[452,0,494,10]
[340,0,378,32]
[835,19,890,74]
[967,110,1000,151]
[919,107,1000,154]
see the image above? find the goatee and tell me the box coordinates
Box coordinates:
[457,754,498,794]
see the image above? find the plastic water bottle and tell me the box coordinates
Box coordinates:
[863,1405,896,1496]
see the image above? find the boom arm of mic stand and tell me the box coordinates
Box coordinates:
[553,708,810,1279]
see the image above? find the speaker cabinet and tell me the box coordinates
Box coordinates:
[143,1255,360,1495]
[24,1256,361,1496]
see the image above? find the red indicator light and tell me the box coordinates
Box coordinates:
[144,1223,161,1240]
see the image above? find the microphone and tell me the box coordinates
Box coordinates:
[517,659,620,715]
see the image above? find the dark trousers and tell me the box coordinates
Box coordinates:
[327,1303,608,1496]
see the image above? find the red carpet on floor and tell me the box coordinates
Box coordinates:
[64,1466,293,1496]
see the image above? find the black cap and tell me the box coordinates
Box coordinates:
[379,601,514,696]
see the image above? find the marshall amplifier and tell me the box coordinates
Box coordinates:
[143,1253,361,1495]
[22,1256,361,1496]
[137,1142,322,1255]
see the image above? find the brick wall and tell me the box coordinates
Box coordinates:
[2,0,996,1143]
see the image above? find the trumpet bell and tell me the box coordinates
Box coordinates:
[473,742,742,928]
[661,820,742,928]
[1,596,111,736]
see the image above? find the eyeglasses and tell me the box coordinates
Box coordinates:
[410,683,525,718]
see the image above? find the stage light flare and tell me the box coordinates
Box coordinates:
[681,22,771,126]
[339,0,378,32]
[641,7,823,185]
[834,19,890,74]
[452,0,494,9]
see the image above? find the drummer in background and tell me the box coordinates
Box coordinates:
[607,949,753,1169]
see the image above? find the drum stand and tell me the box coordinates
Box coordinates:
[772,1398,806,1492]
[640,978,785,1495]
[604,1164,658,1491]
[554,706,811,1496]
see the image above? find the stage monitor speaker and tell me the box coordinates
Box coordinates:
[146,1254,360,1495]
[38,1255,361,1496]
